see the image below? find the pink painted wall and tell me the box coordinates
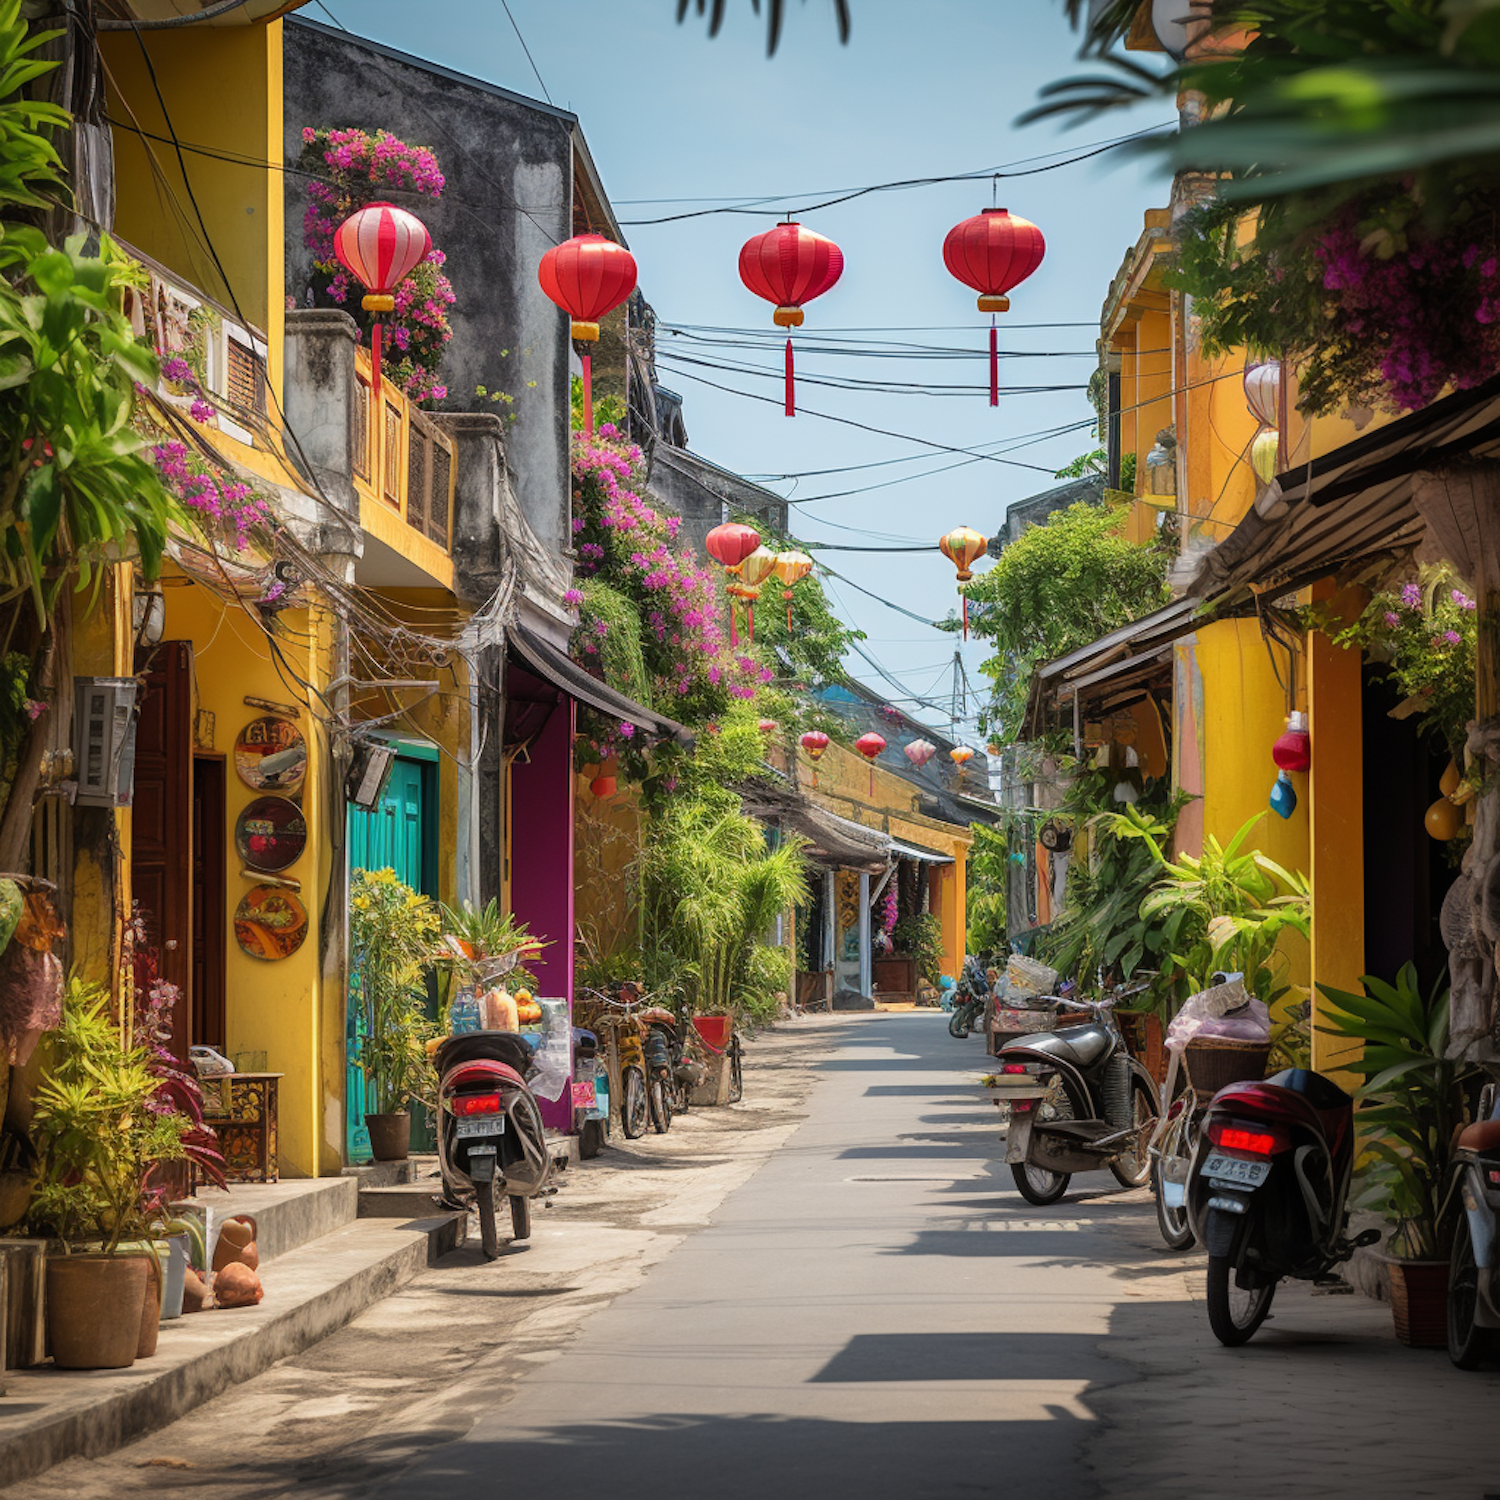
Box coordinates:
[509,695,575,1131]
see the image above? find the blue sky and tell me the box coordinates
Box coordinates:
[307,0,1174,740]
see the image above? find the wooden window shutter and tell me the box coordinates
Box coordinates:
[352,377,371,481]
[407,417,429,536]
[225,338,267,414]
[382,401,402,505]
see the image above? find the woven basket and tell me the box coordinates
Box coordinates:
[1183,1038,1271,1095]
[1384,1257,1449,1348]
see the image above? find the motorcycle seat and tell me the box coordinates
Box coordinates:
[1457,1119,1500,1152]
[1266,1067,1351,1110]
[1051,1023,1112,1068]
[435,1031,535,1078]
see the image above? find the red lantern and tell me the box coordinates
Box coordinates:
[538,232,638,438]
[333,201,432,401]
[758,719,779,735]
[855,731,886,795]
[800,728,830,789]
[1272,711,1311,773]
[942,208,1046,407]
[706,522,762,646]
[738,221,844,416]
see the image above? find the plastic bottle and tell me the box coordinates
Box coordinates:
[450,990,481,1034]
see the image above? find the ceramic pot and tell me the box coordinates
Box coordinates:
[365,1111,411,1162]
[1384,1255,1449,1347]
[46,1254,148,1370]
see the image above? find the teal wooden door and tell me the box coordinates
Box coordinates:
[347,752,436,1161]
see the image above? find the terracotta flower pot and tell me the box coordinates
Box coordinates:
[46,1254,148,1370]
[135,1252,164,1359]
[365,1111,411,1161]
[1384,1255,1449,1347]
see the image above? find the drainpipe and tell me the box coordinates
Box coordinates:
[858,871,872,997]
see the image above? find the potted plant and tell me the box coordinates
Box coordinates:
[1318,964,1481,1347]
[351,869,440,1160]
[28,980,196,1369]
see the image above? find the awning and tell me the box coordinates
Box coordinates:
[509,624,692,745]
[1186,372,1500,604]
[887,837,954,865]
[1023,597,1203,738]
[738,774,891,871]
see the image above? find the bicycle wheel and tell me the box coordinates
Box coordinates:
[1206,1251,1276,1346]
[476,1177,501,1260]
[1449,1213,1495,1369]
[648,1075,671,1134]
[1109,1076,1157,1188]
[1153,1109,1196,1251]
[728,1037,743,1103]
[621,1068,649,1138]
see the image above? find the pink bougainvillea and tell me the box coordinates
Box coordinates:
[297,127,454,403]
[151,439,271,552]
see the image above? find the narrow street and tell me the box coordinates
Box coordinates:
[11,1016,1495,1500]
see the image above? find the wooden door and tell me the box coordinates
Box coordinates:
[192,754,227,1050]
[132,641,194,1062]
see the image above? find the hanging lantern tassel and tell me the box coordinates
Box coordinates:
[776,305,803,417]
[574,319,599,437]
[989,316,999,408]
[364,293,394,400]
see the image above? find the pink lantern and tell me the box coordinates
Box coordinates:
[855,731,886,795]
[333,201,432,401]
[904,739,937,769]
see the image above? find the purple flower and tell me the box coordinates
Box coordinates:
[1384,611,1400,627]
[190,398,217,424]
[1445,629,1463,645]
[563,588,584,606]
[1401,582,1422,609]
[619,722,635,739]
[1452,589,1477,611]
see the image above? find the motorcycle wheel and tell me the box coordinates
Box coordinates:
[728,1037,744,1104]
[579,1119,605,1159]
[1152,1109,1196,1251]
[649,1075,671,1134]
[1109,1077,1158,1189]
[621,1068,650,1139]
[1206,1253,1276,1346]
[477,1178,501,1261]
[1011,1159,1070,1206]
[509,1193,531,1243]
[1448,1214,1495,1369]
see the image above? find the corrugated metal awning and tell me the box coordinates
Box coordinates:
[888,837,954,865]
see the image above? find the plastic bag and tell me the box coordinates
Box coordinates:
[1166,977,1271,1053]
[526,998,571,1102]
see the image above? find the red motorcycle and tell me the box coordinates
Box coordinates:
[1185,1065,1380,1345]
[434,1029,552,1259]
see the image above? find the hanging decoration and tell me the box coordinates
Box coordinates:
[537,232,638,438]
[938,527,988,638]
[950,745,975,781]
[904,738,937,769]
[1244,361,1282,490]
[942,207,1046,407]
[1272,711,1311,773]
[800,728,830,789]
[333,201,432,401]
[738,221,844,416]
[758,719,779,736]
[855,731,886,795]
[735,544,779,643]
[772,549,814,630]
[705,521,762,647]
[1270,770,1297,820]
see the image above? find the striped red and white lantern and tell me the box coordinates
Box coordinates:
[738,222,844,416]
[333,201,432,400]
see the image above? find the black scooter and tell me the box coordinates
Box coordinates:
[947,956,991,1039]
[989,993,1157,1205]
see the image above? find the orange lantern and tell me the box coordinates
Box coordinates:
[773,549,814,631]
[736,545,779,643]
[855,731,886,795]
[939,527,987,639]
[950,745,975,781]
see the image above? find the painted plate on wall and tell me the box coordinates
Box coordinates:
[234,885,309,962]
[234,795,307,873]
[234,716,306,793]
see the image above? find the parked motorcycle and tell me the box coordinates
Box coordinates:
[1184,1066,1382,1345]
[989,989,1157,1205]
[1448,1079,1500,1368]
[434,1028,553,1259]
[947,956,992,1039]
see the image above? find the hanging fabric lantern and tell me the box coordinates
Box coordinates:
[800,728,830,789]
[950,746,975,767]
[1251,429,1281,486]
[905,738,937,769]
[855,731,886,795]
[1272,710,1311,773]
[737,545,778,643]
[706,522,762,647]
[758,718,779,736]
[333,201,432,402]
[942,208,1046,407]
[1270,770,1297,820]
[939,527,988,639]
[773,549,814,630]
[537,232,638,438]
[1244,361,1282,489]
[738,222,844,416]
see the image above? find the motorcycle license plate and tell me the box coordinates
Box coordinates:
[455,1115,505,1140]
[1204,1153,1269,1188]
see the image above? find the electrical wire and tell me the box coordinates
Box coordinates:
[500,0,553,104]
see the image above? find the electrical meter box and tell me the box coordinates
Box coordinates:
[72,677,138,808]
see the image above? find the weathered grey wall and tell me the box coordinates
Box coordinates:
[282,18,573,559]
[646,447,790,560]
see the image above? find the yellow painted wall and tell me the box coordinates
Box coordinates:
[158,574,333,1176]
[102,22,284,389]
[573,771,643,968]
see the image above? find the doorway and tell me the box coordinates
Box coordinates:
[191,754,227,1051]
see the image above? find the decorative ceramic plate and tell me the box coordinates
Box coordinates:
[234,886,309,961]
[234,716,306,793]
[234,795,307,872]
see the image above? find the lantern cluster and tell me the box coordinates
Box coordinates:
[704,522,817,646]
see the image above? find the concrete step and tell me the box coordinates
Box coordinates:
[358,1181,448,1219]
[0,1212,463,1488]
[174,1176,359,1265]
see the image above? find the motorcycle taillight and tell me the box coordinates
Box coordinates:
[1001,1063,1029,1074]
[452,1092,503,1116]
[1207,1117,1291,1157]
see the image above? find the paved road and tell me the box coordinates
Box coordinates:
[375,1011,1136,1500]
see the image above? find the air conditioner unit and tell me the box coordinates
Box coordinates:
[73,677,138,808]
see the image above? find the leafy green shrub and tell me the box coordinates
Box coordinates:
[894,912,944,984]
